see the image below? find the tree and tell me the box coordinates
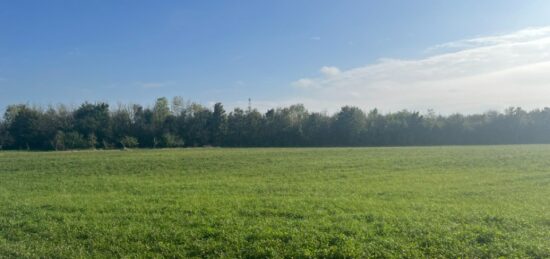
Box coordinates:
[159,133,184,148]
[53,131,89,150]
[209,103,227,146]
[3,97,550,150]
[74,102,111,147]
[303,112,332,146]
[332,106,367,146]
[153,97,170,127]
[0,119,12,149]
[132,104,155,147]
[243,109,263,146]
[111,106,133,141]
[171,96,185,115]
[183,103,212,146]
[225,108,246,146]
[39,106,73,149]
[5,105,42,149]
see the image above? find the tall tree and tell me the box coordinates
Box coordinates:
[153,97,170,126]
[111,105,134,146]
[73,102,111,148]
[332,106,367,146]
[0,119,12,149]
[209,103,227,146]
[5,105,42,149]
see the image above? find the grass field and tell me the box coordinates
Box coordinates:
[1,146,550,258]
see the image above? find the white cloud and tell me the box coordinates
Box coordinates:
[429,27,550,52]
[310,36,321,41]
[290,26,550,114]
[292,78,315,88]
[320,66,341,77]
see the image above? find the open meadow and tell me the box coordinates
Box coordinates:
[1,146,550,258]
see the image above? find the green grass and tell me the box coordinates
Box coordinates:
[1,146,550,258]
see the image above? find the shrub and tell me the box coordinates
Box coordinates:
[159,133,184,148]
[53,131,97,150]
[120,136,139,149]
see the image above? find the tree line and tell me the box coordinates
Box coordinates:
[1,97,550,150]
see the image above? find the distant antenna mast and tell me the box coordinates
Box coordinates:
[247,98,252,112]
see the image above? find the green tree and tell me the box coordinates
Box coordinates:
[53,131,90,150]
[0,119,13,149]
[332,106,367,146]
[74,102,111,147]
[153,97,170,126]
[209,102,227,146]
[5,105,42,149]
[111,106,133,141]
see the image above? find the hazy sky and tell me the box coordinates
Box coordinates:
[2,1,550,113]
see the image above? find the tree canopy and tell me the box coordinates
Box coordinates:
[2,98,550,150]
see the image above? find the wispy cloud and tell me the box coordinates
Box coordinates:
[310,36,321,41]
[320,66,341,77]
[428,27,550,52]
[291,26,550,114]
[292,78,315,88]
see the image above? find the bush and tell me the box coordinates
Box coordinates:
[120,136,139,149]
[60,131,89,150]
[159,133,184,148]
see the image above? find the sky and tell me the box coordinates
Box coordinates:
[2,0,550,114]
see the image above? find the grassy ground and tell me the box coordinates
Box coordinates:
[1,146,550,258]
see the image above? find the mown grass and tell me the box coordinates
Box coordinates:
[1,146,550,258]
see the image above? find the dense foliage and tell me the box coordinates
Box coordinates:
[1,97,550,150]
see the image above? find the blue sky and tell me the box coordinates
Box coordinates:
[2,1,550,113]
